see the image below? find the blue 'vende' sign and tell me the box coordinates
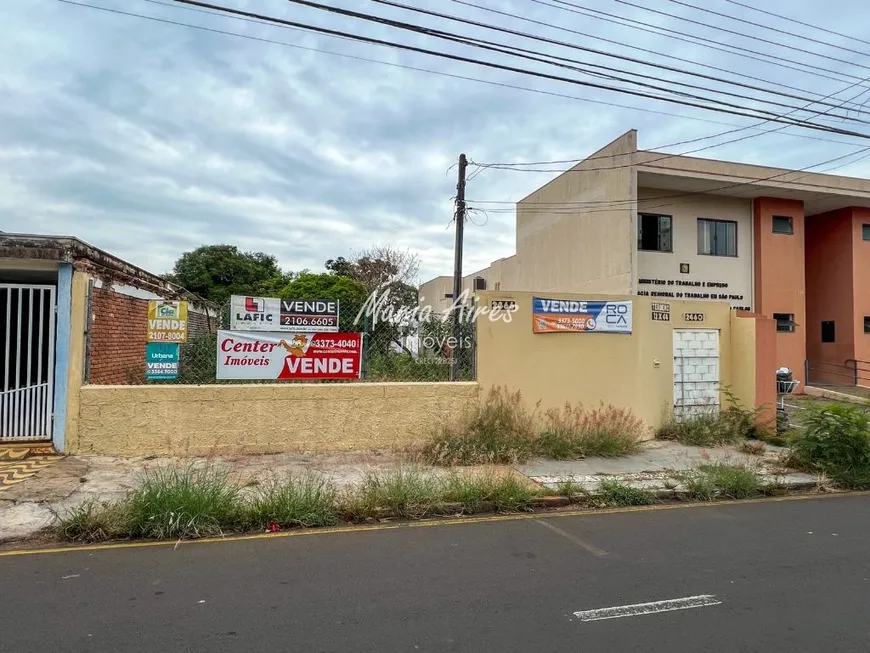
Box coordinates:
[146,342,180,380]
[532,297,633,334]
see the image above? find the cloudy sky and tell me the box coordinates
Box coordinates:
[2,0,870,283]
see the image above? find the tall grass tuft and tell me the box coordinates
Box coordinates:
[343,468,444,520]
[657,389,772,447]
[537,403,645,459]
[441,471,538,513]
[125,464,243,539]
[55,501,129,542]
[678,463,763,500]
[420,387,539,465]
[244,473,339,529]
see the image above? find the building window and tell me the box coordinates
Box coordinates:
[494,281,501,291]
[773,313,795,333]
[473,277,486,291]
[864,316,870,334]
[637,213,672,252]
[697,218,738,257]
[863,224,870,241]
[822,321,836,343]
[444,293,453,299]
[772,215,793,235]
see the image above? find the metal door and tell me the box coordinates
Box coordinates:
[1,285,56,441]
[673,329,720,419]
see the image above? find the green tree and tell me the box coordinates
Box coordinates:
[168,245,290,304]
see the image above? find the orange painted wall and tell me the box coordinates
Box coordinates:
[753,197,806,387]
[805,208,854,384]
[755,314,777,424]
[852,209,870,368]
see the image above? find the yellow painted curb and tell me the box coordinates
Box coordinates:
[2,490,868,558]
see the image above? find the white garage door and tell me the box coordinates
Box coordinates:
[673,329,720,419]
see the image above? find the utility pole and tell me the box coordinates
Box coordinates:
[450,153,467,382]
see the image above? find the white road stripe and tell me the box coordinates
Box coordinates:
[574,595,721,622]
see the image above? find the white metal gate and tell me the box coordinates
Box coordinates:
[673,329,720,419]
[1,284,56,441]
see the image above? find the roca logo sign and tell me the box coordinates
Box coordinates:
[237,296,274,324]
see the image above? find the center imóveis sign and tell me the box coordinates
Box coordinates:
[216,330,362,380]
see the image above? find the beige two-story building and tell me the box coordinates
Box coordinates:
[420,129,870,387]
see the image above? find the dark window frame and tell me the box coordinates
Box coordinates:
[773,313,795,333]
[772,215,794,235]
[697,218,738,257]
[822,321,836,343]
[864,316,870,334]
[473,277,487,291]
[637,213,673,253]
[863,224,870,241]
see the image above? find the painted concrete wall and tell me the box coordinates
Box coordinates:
[72,383,479,456]
[754,197,807,388]
[475,291,764,432]
[62,269,89,454]
[636,190,752,311]
[513,131,635,294]
[851,209,870,368]
[805,208,854,382]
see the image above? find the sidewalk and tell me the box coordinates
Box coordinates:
[0,441,818,542]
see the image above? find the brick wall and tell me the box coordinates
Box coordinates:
[88,287,215,385]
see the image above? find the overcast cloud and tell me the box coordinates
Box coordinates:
[2,0,869,282]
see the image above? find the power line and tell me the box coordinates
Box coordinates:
[666,0,870,61]
[535,0,870,88]
[609,0,870,74]
[446,0,870,113]
[723,0,870,49]
[272,0,870,128]
[146,0,870,137]
[367,0,870,121]
[53,0,868,145]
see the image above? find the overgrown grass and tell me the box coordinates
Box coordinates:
[677,463,763,501]
[657,391,771,447]
[591,479,656,507]
[420,387,539,465]
[343,468,445,520]
[244,473,339,529]
[537,403,645,459]
[441,471,538,513]
[54,501,129,543]
[421,387,648,465]
[789,402,870,488]
[125,465,244,539]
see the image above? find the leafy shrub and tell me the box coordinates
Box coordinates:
[789,402,870,488]
[420,387,539,465]
[125,465,243,539]
[244,473,339,529]
[591,479,656,507]
[538,403,645,459]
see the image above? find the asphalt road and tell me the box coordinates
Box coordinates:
[2,495,870,652]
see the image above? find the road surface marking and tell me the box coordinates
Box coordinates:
[1,491,867,557]
[533,519,609,557]
[574,595,721,622]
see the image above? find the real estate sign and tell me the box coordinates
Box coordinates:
[147,300,188,343]
[215,330,362,380]
[532,297,632,334]
[230,295,340,332]
[145,342,180,380]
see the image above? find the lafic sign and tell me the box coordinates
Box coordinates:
[145,342,179,380]
[532,298,632,334]
[215,330,362,380]
[230,296,340,332]
[147,300,188,343]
